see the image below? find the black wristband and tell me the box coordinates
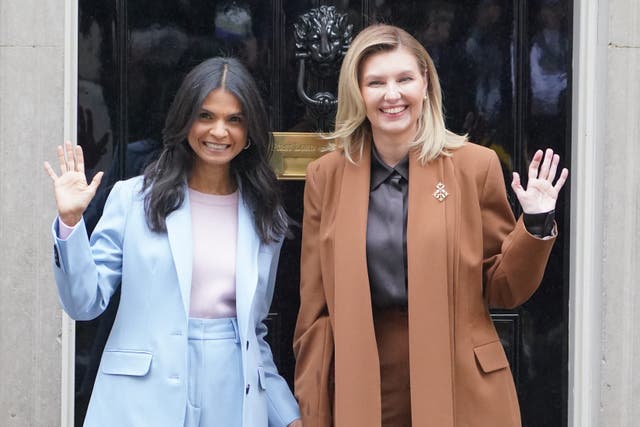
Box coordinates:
[523,210,555,237]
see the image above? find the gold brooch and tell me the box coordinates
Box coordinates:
[433,182,448,202]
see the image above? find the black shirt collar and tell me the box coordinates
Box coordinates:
[370,144,410,191]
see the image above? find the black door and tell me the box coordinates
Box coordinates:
[75,1,571,425]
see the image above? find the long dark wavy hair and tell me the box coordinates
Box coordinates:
[142,57,288,243]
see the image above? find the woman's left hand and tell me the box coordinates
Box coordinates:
[511,148,569,214]
[287,419,303,427]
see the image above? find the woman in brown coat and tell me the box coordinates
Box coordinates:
[292,24,568,427]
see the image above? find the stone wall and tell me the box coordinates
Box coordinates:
[0,0,63,425]
[600,0,640,425]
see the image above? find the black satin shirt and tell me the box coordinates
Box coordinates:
[366,146,409,309]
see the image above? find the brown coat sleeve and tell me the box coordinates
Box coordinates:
[480,152,556,308]
[293,160,334,427]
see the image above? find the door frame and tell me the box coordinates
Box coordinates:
[62,0,78,425]
[59,0,603,425]
[569,0,607,426]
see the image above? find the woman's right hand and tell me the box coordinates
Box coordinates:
[44,141,103,226]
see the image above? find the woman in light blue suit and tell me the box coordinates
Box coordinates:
[44,58,302,427]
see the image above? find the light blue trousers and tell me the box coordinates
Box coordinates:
[185,317,243,427]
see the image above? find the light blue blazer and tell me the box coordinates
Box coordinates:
[52,176,300,427]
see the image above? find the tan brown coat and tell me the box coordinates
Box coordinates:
[293,142,556,427]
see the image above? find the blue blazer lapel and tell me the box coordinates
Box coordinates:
[166,189,193,316]
[235,193,259,338]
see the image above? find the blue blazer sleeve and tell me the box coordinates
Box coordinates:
[52,180,130,320]
[254,237,301,426]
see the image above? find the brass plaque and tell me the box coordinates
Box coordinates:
[271,132,331,180]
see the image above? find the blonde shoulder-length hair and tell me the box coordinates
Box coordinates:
[330,24,466,164]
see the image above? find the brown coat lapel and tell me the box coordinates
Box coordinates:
[406,153,456,425]
[333,146,381,425]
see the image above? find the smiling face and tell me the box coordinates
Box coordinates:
[187,88,248,183]
[359,47,428,150]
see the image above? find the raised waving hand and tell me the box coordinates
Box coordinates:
[511,148,569,214]
[43,141,103,226]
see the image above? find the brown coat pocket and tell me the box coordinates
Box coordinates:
[473,340,509,373]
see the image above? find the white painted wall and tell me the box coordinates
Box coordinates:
[600,0,640,424]
[0,0,64,425]
[571,0,640,425]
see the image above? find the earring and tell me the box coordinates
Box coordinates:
[244,138,252,150]
[424,94,428,102]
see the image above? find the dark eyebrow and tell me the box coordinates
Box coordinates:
[198,108,244,117]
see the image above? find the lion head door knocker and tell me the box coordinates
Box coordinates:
[294,6,353,128]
